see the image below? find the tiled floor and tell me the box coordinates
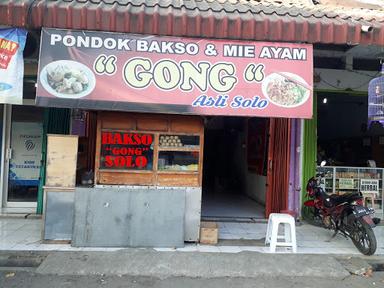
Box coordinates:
[1,217,384,254]
[201,193,265,219]
[219,222,267,240]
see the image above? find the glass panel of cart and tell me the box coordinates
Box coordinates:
[316,166,383,219]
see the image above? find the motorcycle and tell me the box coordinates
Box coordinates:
[304,162,380,255]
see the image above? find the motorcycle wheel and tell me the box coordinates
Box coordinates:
[350,219,377,256]
[302,206,323,227]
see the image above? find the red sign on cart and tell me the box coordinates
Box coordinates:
[100,132,154,170]
[36,28,313,118]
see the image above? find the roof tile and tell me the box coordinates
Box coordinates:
[1,0,384,44]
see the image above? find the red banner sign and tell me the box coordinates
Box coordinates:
[0,38,19,69]
[37,28,313,118]
[100,132,153,170]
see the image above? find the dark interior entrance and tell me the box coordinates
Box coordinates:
[201,116,268,220]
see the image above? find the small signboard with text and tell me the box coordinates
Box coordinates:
[360,179,379,193]
[9,122,42,185]
[100,131,154,170]
[36,28,313,118]
[339,178,355,190]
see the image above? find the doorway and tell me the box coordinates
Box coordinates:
[201,117,268,221]
[4,105,44,209]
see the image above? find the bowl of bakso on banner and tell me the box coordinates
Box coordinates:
[40,60,96,99]
[262,72,310,108]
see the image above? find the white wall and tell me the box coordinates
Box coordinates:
[245,173,267,205]
[237,119,267,206]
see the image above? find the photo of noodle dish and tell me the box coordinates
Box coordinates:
[40,60,96,99]
[261,72,310,108]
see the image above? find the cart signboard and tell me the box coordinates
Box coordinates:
[100,131,154,170]
[36,28,313,118]
[339,178,355,190]
[360,179,379,193]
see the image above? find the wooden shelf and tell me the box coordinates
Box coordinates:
[157,171,199,174]
[98,169,153,174]
[96,112,204,187]
[158,147,200,152]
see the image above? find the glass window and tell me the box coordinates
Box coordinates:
[359,168,382,216]
[158,151,199,171]
[159,135,199,148]
[100,131,154,170]
[7,105,44,202]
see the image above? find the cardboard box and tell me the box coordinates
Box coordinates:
[200,221,218,245]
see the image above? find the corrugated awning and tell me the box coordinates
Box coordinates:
[1,0,384,45]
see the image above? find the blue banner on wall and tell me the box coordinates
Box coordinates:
[0,28,27,104]
[9,122,43,186]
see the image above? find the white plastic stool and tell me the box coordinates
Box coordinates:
[265,213,297,253]
[362,192,376,209]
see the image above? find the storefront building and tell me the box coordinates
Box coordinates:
[314,57,384,219]
[34,28,310,246]
[0,27,71,214]
[0,0,384,246]
[0,28,45,214]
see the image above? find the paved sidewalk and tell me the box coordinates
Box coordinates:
[35,250,351,279]
[2,217,384,282]
[0,217,383,255]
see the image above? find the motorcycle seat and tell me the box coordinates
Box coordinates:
[328,193,362,206]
